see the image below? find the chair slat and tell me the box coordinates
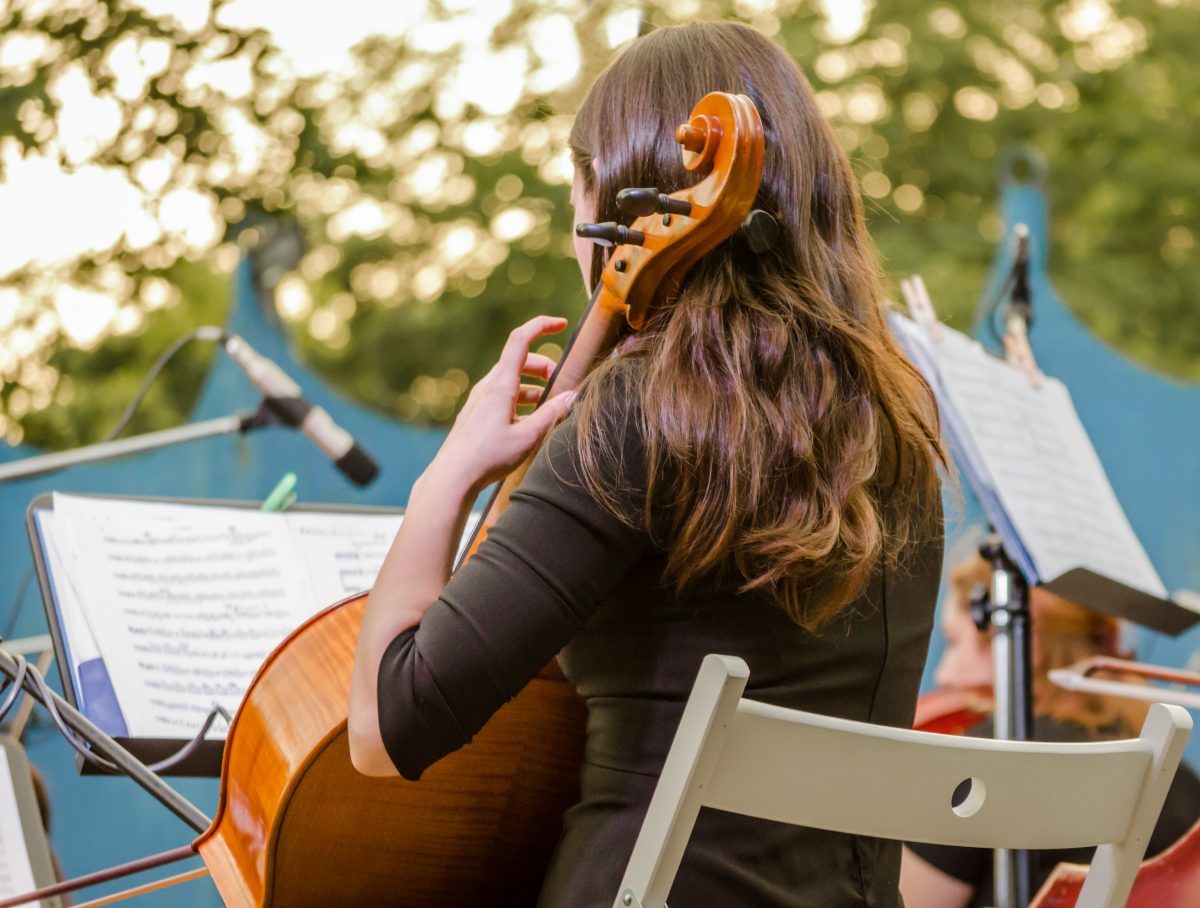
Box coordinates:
[706,700,1149,850]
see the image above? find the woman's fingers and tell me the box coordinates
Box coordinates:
[517,391,576,440]
[521,352,557,381]
[499,316,568,376]
[516,384,545,406]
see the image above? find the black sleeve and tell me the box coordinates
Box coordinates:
[376,406,650,780]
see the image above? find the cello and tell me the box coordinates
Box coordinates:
[193,91,766,907]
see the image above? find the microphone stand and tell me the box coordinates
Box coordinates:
[977,222,1036,908]
[975,537,1034,908]
[0,403,277,484]
[0,643,212,907]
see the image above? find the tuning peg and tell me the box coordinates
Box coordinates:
[615,188,694,218]
[574,221,646,247]
[740,209,779,254]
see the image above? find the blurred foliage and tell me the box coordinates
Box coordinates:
[0,0,1196,451]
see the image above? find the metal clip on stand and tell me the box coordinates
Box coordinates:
[972,537,1034,908]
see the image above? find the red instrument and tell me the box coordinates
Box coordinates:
[1032,817,1200,908]
[913,687,989,735]
[193,92,766,907]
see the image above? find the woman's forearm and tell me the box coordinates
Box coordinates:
[346,316,572,776]
[347,458,480,776]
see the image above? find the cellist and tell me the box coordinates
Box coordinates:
[348,21,947,906]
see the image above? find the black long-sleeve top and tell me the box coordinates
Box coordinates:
[377,396,943,907]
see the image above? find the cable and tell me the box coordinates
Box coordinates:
[25,663,119,771]
[0,652,28,723]
[13,658,230,774]
[144,704,232,774]
[102,326,228,442]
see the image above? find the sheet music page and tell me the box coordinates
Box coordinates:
[53,494,318,739]
[889,313,1040,582]
[0,748,37,900]
[283,512,404,608]
[42,496,482,739]
[35,511,101,674]
[930,327,1166,598]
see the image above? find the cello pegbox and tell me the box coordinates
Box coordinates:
[675,114,723,173]
[615,188,694,219]
[575,221,646,247]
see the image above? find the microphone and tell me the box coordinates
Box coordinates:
[223,334,380,486]
[1008,223,1032,330]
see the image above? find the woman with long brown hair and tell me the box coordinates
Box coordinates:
[348,21,947,905]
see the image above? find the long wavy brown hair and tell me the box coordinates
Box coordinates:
[569,22,946,631]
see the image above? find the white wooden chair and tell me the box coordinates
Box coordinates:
[614,654,1191,908]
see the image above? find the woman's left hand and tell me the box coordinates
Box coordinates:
[430,315,575,494]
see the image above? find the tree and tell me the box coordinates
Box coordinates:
[1,0,1195,451]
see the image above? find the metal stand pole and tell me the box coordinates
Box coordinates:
[0,644,210,833]
[0,413,262,484]
[978,537,1034,908]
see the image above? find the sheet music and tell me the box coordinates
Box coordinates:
[932,328,1164,597]
[48,495,407,739]
[35,512,101,693]
[54,495,315,738]
[891,313,1165,599]
[38,496,492,741]
[283,512,403,607]
[0,749,37,900]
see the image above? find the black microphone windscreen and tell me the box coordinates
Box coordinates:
[336,444,380,486]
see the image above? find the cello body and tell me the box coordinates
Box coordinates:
[194,593,586,907]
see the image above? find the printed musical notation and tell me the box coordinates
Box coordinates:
[932,327,1165,598]
[0,748,37,900]
[283,512,403,607]
[891,313,1166,600]
[46,495,403,739]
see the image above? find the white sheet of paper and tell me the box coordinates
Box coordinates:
[0,749,37,899]
[39,496,487,740]
[36,511,101,667]
[53,495,318,738]
[284,512,404,608]
[927,326,1165,598]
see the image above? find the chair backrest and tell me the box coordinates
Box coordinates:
[614,654,1192,908]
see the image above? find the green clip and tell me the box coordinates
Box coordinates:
[261,472,298,512]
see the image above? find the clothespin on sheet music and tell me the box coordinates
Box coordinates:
[261,472,298,512]
[899,274,942,342]
[1002,224,1043,388]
